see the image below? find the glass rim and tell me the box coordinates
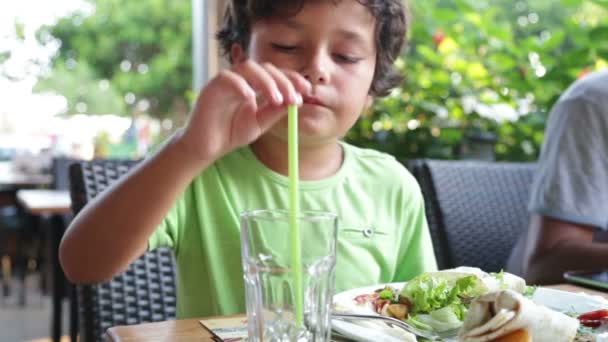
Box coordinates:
[240,209,338,222]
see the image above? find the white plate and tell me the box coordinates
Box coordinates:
[332,282,417,342]
[332,283,608,341]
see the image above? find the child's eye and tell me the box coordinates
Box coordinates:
[271,43,298,53]
[334,54,361,64]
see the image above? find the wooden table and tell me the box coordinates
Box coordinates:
[548,283,608,296]
[105,319,213,342]
[16,189,75,342]
[104,284,608,341]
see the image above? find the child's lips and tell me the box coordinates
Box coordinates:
[302,95,326,107]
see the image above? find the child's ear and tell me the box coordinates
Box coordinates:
[230,44,247,64]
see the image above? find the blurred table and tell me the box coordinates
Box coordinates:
[16,190,71,215]
[549,283,608,297]
[16,189,75,342]
[0,161,52,208]
[104,284,607,342]
[0,162,52,190]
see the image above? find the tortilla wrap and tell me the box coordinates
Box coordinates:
[459,290,579,342]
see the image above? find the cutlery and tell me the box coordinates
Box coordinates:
[332,312,460,341]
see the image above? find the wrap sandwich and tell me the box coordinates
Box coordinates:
[459,289,579,342]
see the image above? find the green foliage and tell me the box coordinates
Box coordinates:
[0,52,10,65]
[346,0,608,161]
[36,0,192,118]
[14,21,26,40]
[35,0,608,161]
[34,61,126,115]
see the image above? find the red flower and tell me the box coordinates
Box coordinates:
[433,30,446,47]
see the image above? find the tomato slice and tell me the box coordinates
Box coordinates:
[354,293,378,305]
[374,299,391,314]
[580,319,603,328]
[578,309,608,321]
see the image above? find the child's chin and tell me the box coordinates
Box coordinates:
[298,118,329,135]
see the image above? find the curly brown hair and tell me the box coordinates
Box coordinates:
[216,0,409,97]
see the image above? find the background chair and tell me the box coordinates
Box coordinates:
[409,159,536,272]
[0,194,34,305]
[0,160,52,306]
[69,160,177,342]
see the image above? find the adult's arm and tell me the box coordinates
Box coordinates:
[521,214,608,284]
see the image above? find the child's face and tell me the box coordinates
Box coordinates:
[233,0,377,146]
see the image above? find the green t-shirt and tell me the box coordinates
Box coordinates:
[149,142,437,318]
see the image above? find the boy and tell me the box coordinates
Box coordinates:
[60,0,437,318]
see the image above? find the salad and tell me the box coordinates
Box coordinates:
[350,267,527,333]
[336,268,608,341]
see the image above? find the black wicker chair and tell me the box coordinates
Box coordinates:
[409,159,536,272]
[68,160,177,342]
[50,156,79,342]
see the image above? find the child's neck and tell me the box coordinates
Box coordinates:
[250,136,343,181]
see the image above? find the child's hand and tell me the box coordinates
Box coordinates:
[178,60,311,165]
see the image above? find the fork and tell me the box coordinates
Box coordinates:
[332,312,461,341]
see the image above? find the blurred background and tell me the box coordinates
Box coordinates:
[0,0,607,341]
[2,0,608,165]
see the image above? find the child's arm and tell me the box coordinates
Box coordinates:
[60,61,311,283]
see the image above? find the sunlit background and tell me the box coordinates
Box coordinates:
[1,0,172,165]
[2,0,608,166]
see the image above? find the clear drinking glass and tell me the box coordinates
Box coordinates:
[240,209,338,342]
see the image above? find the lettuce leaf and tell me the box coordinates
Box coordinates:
[400,273,483,319]
[407,306,464,332]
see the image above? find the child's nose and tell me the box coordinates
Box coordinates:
[302,52,331,84]
[303,71,328,84]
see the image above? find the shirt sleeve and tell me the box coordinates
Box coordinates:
[394,176,438,281]
[148,186,189,253]
[528,96,608,229]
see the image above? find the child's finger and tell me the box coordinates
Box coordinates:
[233,60,284,106]
[216,69,257,105]
[261,63,301,106]
[231,98,261,145]
[281,69,312,96]
[255,102,289,132]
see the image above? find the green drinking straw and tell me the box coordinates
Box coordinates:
[288,104,304,325]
